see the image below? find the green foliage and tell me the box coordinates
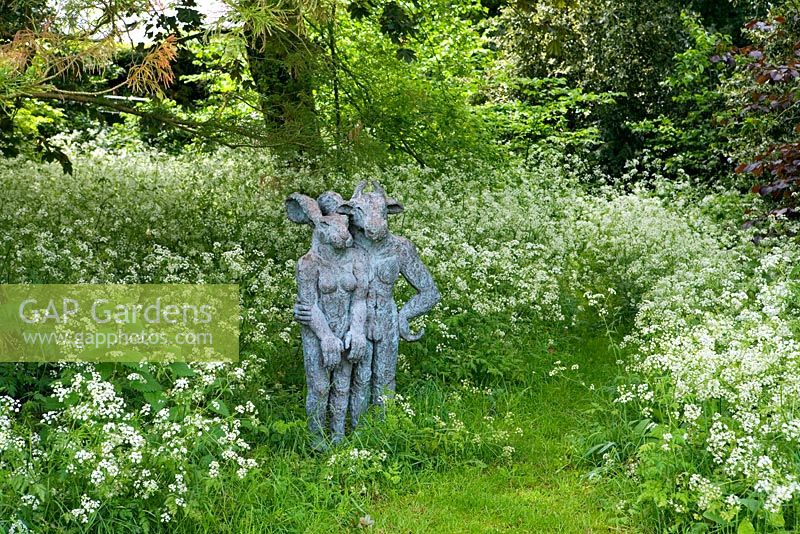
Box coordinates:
[0,144,747,530]
[6,1,800,531]
[0,0,50,41]
[0,99,72,172]
[480,76,619,156]
[580,185,800,531]
[625,12,734,185]
[493,0,692,171]
[0,0,504,169]
[317,0,498,166]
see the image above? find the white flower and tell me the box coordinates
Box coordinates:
[209,461,220,478]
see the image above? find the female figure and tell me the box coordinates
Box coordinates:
[286,192,368,449]
[335,182,440,411]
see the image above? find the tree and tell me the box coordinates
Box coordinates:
[0,0,496,168]
[0,0,323,160]
[241,0,322,150]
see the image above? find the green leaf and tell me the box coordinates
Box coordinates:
[767,511,785,528]
[35,392,63,411]
[29,483,48,500]
[739,498,760,513]
[583,441,615,457]
[169,362,196,377]
[210,399,230,416]
[94,362,118,379]
[467,459,487,469]
[737,519,756,534]
[127,370,163,393]
[143,391,166,410]
[9,475,26,492]
[272,420,288,434]
[702,509,729,526]
[631,418,653,437]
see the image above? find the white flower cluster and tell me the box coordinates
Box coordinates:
[0,356,261,527]
[70,494,100,524]
[621,231,800,517]
[0,396,24,455]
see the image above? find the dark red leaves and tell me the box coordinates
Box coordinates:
[739,143,800,219]
[737,161,763,175]
[735,16,800,230]
[745,20,777,32]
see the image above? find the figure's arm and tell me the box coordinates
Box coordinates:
[397,238,441,341]
[345,251,368,361]
[296,257,333,340]
[297,256,342,368]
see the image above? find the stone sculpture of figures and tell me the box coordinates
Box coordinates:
[285,192,369,450]
[292,182,440,446]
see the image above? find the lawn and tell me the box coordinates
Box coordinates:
[370,335,626,534]
[161,320,631,533]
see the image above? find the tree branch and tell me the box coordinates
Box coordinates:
[23,90,309,149]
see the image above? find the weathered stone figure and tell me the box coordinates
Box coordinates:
[286,192,369,449]
[295,182,440,421]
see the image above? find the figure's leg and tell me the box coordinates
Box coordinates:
[302,331,330,451]
[329,359,353,445]
[371,332,399,407]
[349,341,374,429]
[371,305,399,407]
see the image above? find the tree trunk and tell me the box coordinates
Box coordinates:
[244,13,321,154]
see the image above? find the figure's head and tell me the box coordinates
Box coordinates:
[336,181,403,241]
[285,192,353,249]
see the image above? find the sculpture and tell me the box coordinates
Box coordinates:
[291,182,440,447]
[285,192,369,450]
[334,181,441,408]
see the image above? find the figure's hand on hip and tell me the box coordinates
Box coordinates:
[399,313,425,342]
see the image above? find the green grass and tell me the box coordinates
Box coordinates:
[175,329,633,533]
[367,334,629,533]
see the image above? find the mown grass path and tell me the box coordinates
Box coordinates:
[184,332,632,534]
[367,335,628,533]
